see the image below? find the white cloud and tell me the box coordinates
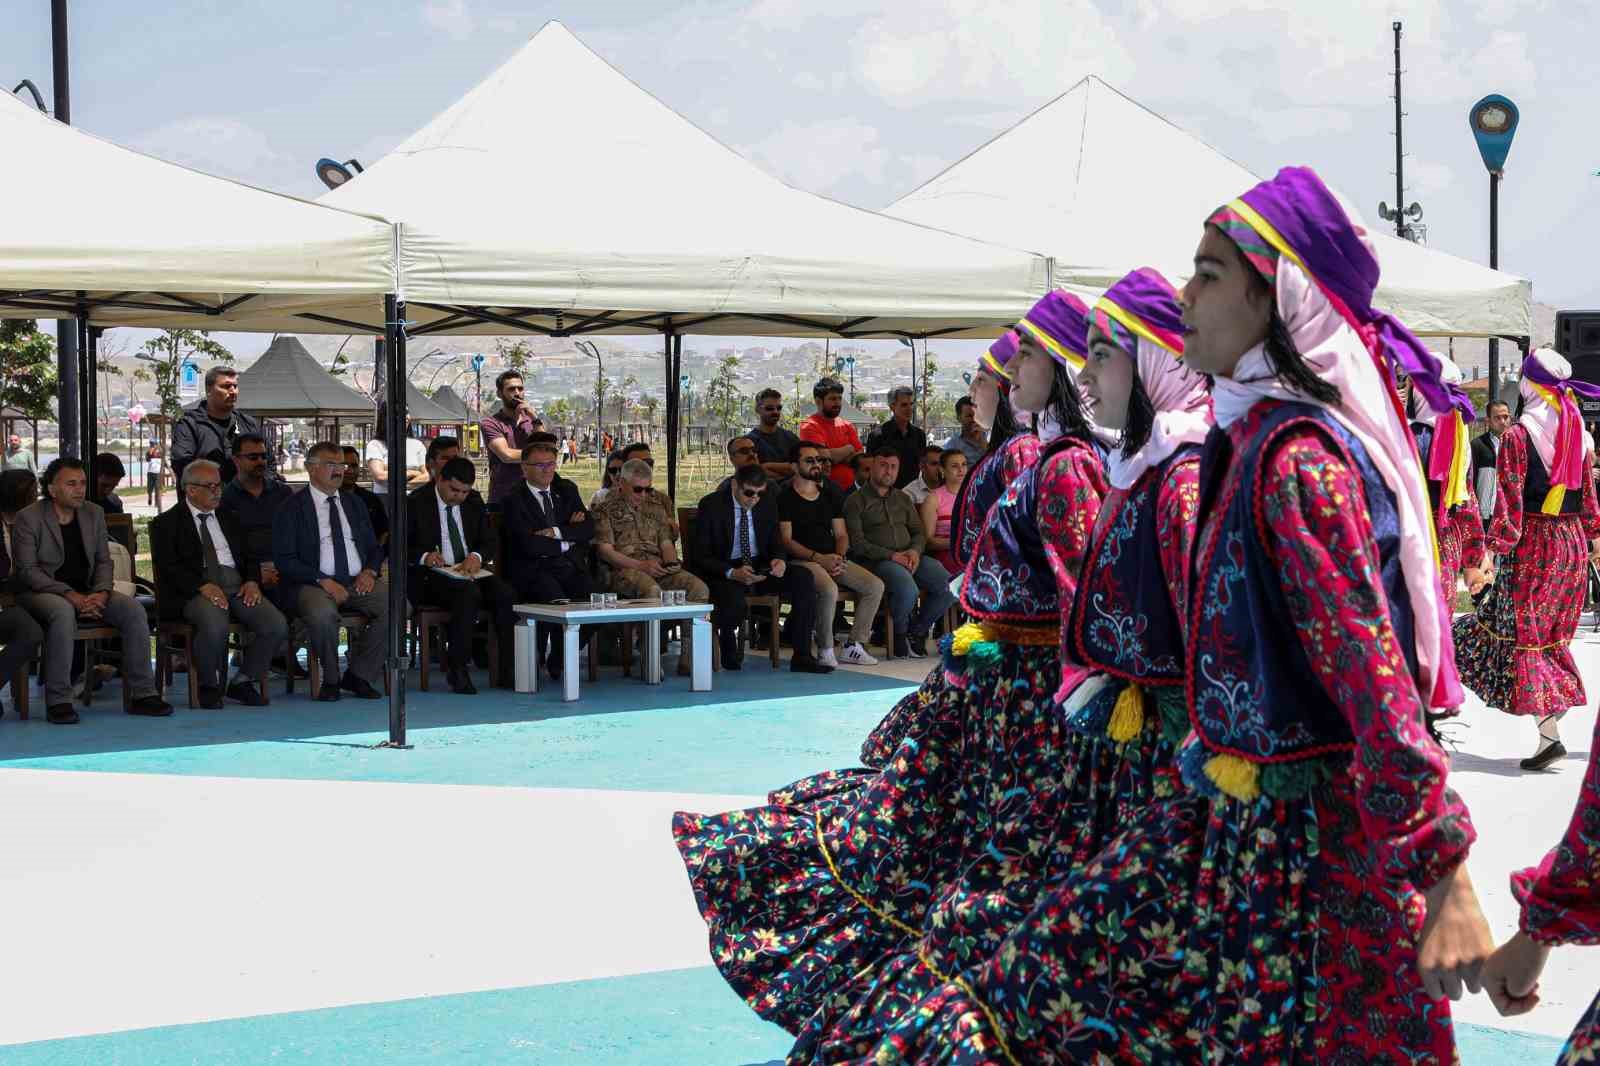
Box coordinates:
[132,117,284,184]
[739,117,889,192]
[422,0,474,41]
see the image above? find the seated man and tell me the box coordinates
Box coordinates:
[715,436,762,494]
[843,446,956,658]
[11,458,173,724]
[778,441,884,667]
[502,436,594,679]
[405,456,514,694]
[0,522,45,715]
[900,444,946,505]
[90,452,127,517]
[340,446,390,545]
[692,465,828,673]
[594,458,706,605]
[150,459,288,708]
[272,442,388,702]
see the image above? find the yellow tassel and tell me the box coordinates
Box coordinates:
[1203,753,1261,802]
[950,622,987,657]
[1542,483,1566,516]
[1107,684,1146,743]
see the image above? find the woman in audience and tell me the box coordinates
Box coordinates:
[918,448,966,577]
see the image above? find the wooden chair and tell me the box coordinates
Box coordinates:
[678,507,780,668]
[155,619,272,708]
[105,512,135,554]
[410,604,509,691]
[287,612,387,696]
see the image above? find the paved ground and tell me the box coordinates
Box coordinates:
[0,627,1592,1064]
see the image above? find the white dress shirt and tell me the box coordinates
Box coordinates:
[187,502,237,569]
[526,482,570,553]
[421,493,481,566]
[308,486,364,578]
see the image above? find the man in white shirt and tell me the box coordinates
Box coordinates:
[365,403,429,501]
[150,459,287,708]
[272,442,388,701]
[900,445,946,505]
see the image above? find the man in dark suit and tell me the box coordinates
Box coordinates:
[150,458,288,708]
[405,456,515,693]
[0,517,44,714]
[691,465,828,673]
[1471,399,1512,522]
[272,441,387,702]
[502,435,594,678]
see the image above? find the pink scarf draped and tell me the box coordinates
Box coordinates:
[1105,335,1213,490]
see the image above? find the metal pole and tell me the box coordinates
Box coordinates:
[383,294,408,748]
[83,320,98,467]
[664,332,680,503]
[1488,170,1501,396]
[52,0,80,460]
[1392,21,1405,239]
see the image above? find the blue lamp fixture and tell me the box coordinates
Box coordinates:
[315,157,365,190]
[1469,94,1520,174]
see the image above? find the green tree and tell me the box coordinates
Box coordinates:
[0,320,59,419]
[496,337,533,373]
[919,350,940,427]
[703,354,744,437]
[328,336,354,378]
[136,328,233,418]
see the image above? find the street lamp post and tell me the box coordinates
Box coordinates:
[575,340,604,464]
[1469,94,1521,397]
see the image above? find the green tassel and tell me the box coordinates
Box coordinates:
[966,641,1003,673]
[1152,687,1191,746]
[1259,758,1334,800]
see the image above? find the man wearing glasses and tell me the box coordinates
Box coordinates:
[747,389,800,481]
[503,435,595,679]
[222,434,295,603]
[691,465,828,672]
[594,458,706,608]
[151,459,287,708]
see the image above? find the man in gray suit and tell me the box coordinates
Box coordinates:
[12,458,173,724]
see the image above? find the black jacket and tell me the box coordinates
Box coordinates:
[691,484,785,583]
[272,486,385,594]
[148,501,259,620]
[170,400,271,485]
[500,477,593,583]
[1470,432,1499,484]
[405,483,492,579]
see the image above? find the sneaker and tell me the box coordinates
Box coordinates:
[837,642,878,666]
[818,647,839,669]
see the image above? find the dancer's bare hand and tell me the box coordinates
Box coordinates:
[1463,567,1489,595]
[1482,931,1549,1016]
[1418,865,1493,1000]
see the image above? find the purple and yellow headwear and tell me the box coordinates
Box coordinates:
[1521,348,1600,513]
[1015,290,1090,371]
[1207,166,1472,425]
[979,329,1019,383]
[1090,267,1186,360]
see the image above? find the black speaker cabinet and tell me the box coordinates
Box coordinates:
[1558,311,1600,418]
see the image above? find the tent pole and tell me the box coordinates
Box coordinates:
[383,294,409,749]
[79,313,95,465]
[663,325,678,503]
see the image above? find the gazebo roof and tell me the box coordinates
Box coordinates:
[234,336,375,418]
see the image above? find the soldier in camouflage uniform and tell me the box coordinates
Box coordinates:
[594,459,709,603]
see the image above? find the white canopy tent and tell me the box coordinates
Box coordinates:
[316,20,1049,340]
[0,89,396,332]
[885,76,1533,341]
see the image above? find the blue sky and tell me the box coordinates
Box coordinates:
[4,0,1597,354]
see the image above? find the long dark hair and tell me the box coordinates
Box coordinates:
[1245,266,1340,405]
[1037,360,1093,439]
[985,388,1021,456]
[1119,372,1156,458]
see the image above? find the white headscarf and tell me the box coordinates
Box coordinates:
[1105,335,1213,490]
[1211,256,1451,709]
[1519,347,1594,473]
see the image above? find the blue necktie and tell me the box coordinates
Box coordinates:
[328,496,353,583]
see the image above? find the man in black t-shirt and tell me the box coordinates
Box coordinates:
[776,440,885,667]
[747,388,801,481]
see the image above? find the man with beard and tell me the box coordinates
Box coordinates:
[798,377,863,492]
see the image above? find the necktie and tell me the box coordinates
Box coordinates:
[328,496,353,583]
[539,489,553,522]
[197,512,223,585]
[738,505,753,564]
[447,505,468,563]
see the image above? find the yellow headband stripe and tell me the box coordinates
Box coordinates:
[980,351,1013,381]
[1094,296,1182,357]
[1016,317,1084,370]
[1224,198,1308,274]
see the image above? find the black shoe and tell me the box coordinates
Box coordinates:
[448,670,477,696]
[197,686,225,710]
[339,674,383,700]
[545,653,562,681]
[316,684,342,703]
[790,655,834,674]
[46,703,80,725]
[227,681,268,707]
[906,633,929,659]
[128,695,175,717]
[721,649,743,671]
[892,635,911,659]
[1521,741,1568,772]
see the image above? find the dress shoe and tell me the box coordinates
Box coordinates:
[127,695,175,717]
[906,633,930,659]
[197,685,225,710]
[227,681,268,707]
[339,674,383,700]
[1520,740,1567,772]
[790,654,834,674]
[448,670,478,696]
[46,703,80,725]
[316,684,342,702]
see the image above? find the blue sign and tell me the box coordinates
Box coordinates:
[179,360,201,400]
[1469,94,1520,173]
[471,353,486,370]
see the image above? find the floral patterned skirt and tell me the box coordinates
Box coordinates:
[787,685,1185,1064]
[670,645,1047,1034]
[1561,986,1600,1065]
[862,769,1455,1066]
[1453,514,1588,717]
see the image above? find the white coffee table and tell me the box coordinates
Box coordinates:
[512,600,714,701]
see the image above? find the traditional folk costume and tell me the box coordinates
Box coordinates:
[786,270,1211,1063]
[1509,707,1600,1062]
[669,294,1101,1040]
[1409,355,1486,607]
[1454,349,1600,769]
[867,167,1475,1066]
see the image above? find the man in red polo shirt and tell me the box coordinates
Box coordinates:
[798,377,863,492]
